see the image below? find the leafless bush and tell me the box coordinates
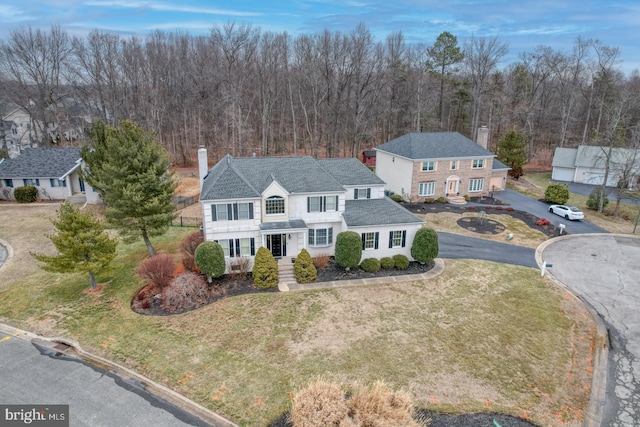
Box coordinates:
[1,188,12,200]
[290,379,349,427]
[181,232,204,272]
[313,254,331,269]
[161,272,210,312]
[228,256,252,279]
[135,254,175,288]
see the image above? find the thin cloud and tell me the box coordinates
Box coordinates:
[84,1,263,17]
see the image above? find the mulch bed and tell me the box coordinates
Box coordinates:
[316,258,435,281]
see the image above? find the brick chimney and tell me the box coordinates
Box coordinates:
[198,145,208,190]
[476,126,489,150]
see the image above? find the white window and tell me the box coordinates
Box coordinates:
[236,202,252,220]
[362,232,378,250]
[451,160,458,170]
[239,238,253,256]
[422,161,435,171]
[472,159,484,169]
[389,230,406,248]
[217,240,230,257]
[23,179,39,186]
[308,228,333,247]
[354,188,370,199]
[49,178,66,188]
[418,182,435,196]
[265,196,285,215]
[468,178,484,192]
[215,238,255,257]
[325,196,337,211]
[214,204,229,221]
[308,196,322,212]
[308,196,338,212]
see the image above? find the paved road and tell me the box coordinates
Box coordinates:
[0,330,211,427]
[542,235,640,427]
[438,232,537,268]
[556,181,640,207]
[494,189,609,234]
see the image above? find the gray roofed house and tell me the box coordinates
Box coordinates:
[198,150,425,268]
[0,147,100,203]
[374,131,508,202]
[551,145,640,187]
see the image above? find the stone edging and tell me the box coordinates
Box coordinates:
[0,237,15,273]
[535,235,609,427]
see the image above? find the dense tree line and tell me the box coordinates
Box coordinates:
[1,23,639,165]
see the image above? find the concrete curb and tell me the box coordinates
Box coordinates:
[536,235,609,427]
[282,258,446,291]
[0,237,15,274]
[0,323,239,427]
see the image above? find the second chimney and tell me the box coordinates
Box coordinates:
[476,126,489,150]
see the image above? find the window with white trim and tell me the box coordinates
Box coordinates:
[389,230,406,248]
[50,178,66,188]
[472,159,485,169]
[211,202,254,221]
[354,188,371,199]
[422,161,435,171]
[418,182,435,196]
[468,178,484,192]
[308,227,333,247]
[450,160,458,170]
[23,178,39,186]
[215,238,255,257]
[307,196,338,212]
[265,196,285,215]
[3,179,13,188]
[361,232,379,250]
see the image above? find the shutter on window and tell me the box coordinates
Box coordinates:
[328,227,333,244]
[234,239,240,257]
[35,179,39,186]
[233,203,239,220]
[211,205,217,221]
[250,238,255,256]
[228,239,234,257]
[389,231,393,248]
[335,196,339,210]
[374,232,379,249]
[307,197,310,212]
[402,230,406,247]
[227,204,233,220]
[367,188,371,199]
[361,234,366,250]
[50,179,54,187]
[249,203,254,219]
[308,229,314,245]
[354,189,358,199]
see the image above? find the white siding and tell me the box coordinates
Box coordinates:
[375,151,413,197]
[202,199,262,242]
[343,185,385,200]
[349,223,422,261]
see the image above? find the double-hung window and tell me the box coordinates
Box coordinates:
[468,178,484,192]
[23,178,39,186]
[418,182,435,197]
[211,202,254,221]
[472,159,484,169]
[389,230,407,248]
[307,195,339,212]
[308,227,333,247]
[422,161,435,172]
[361,232,379,250]
[450,160,458,170]
[3,179,13,188]
[354,188,371,199]
[50,178,66,188]
[215,238,256,257]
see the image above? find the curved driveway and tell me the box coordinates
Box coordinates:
[542,234,640,427]
[438,232,537,268]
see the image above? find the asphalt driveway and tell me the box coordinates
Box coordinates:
[437,232,537,268]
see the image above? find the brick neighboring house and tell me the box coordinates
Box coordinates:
[198,148,424,272]
[374,131,509,202]
[0,147,99,203]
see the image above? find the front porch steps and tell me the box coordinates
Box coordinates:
[446,195,467,205]
[277,257,296,291]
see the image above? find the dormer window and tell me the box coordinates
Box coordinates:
[354,188,371,199]
[265,196,285,215]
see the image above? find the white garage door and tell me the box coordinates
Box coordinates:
[552,167,574,182]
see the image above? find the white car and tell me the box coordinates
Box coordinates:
[548,205,584,221]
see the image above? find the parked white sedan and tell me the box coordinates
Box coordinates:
[548,205,584,221]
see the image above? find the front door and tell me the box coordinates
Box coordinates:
[267,234,287,258]
[79,179,86,192]
[447,179,458,195]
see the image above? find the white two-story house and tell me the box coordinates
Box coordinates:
[198,148,424,269]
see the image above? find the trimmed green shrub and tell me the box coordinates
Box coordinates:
[294,248,317,284]
[393,254,409,269]
[464,194,470,202]
[335,231,362,270]
[380,257,395,270]
[390,194,403,203]
[544,183,569,204]
[411,227,439,264]
[360,258,380,272]
[194,241,226,282]
[436,196,447,203]
[14,185,38,203]
[586,187,609,210]
[252,246,279,288]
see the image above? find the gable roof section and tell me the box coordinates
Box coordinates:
[201,155,347,201]
[375,132,494,160]
[552,147,578,168]
[318,158,385,186]
[492,159,510,170]
[575,145,640,170]
[0,147,82,178]
[343,198,424,227]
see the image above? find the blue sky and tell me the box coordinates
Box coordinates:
[1,0,639,72]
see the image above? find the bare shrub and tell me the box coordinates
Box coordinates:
[313,254,331,269]
[161,272,210,312]
[181,232,204,272]
[228,256,252,279]
[135,254,175,288]
[182,254,198,272]
[290,379,349,427]
[348,380,423,427]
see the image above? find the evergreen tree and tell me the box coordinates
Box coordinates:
[427,31,464,129]
[335,231,362,270]
[252,247,279,288]
[81,120,177,256]
[411,228,439,264]
[294,248,317,284]
[194,241,226,283]
[496,129,528,180]
[32,202,118,290]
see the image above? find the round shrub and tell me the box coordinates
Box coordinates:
[544,183,569,204]
[360,258,380,272]
[194,241,226,282]
[436,196,447,203]
[380,257,395,270]
[294,248,317,284]
[252,246,278,288]
[586,187,609,210]
[335,231,362,270]
[393,254,409,270]
[390,194,403,203]
[411,227,439,264]
[14,185,38,203]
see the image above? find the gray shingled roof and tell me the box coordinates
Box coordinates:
[552,147,578,168]
[260,219,307,231]
[201,155,356,201]
[0,147,82,178]
[343,198,424,227]
[492,159,510,170]
[318,158,385,186]
[375,132,494,160]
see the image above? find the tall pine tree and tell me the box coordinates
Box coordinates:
[81,120,177,256]
[32,202,118,290]
[496,129,528,180]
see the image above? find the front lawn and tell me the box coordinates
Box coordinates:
[0,204,594,427]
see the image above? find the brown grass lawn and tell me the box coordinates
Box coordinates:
[0,203,595,427]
